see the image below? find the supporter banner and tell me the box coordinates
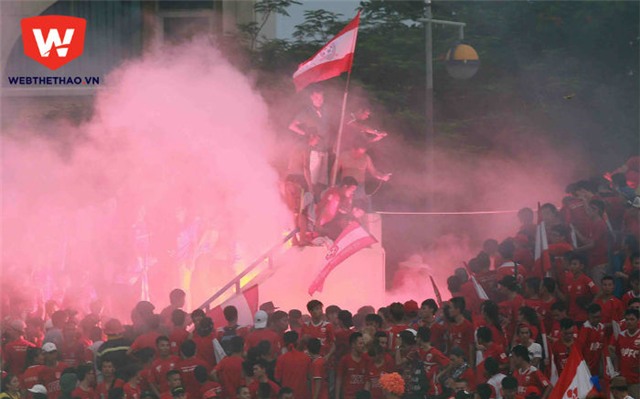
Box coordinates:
[208,284,259,328]
[308,221,377,295]
[293,12,360,92]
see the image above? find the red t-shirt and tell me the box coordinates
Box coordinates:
[200,381,223,399]
[513,365,550,396]
[21,364,47,389]
[613,328,640,384]
[563,273,598,322]
[551,340,574,374]
[72,386,96,399]
[248,379,280,399]
[549,243,573,271]
[448,319,474,354]
[333,327,355,365]
[562,198,591,237]
[244,329,283,357]
[366,359,394,399]
[95,379,125,399]
[123,382,141,399]
[130,331,162,355]
[177,357,211,399]
[418,347,449,396]
[169,328,190,356]
[474,320,508,350]
[622,290,640,307]
[192,333,217,368]
[310,357,329,399]
[39,362,67,399]
[497,262,526,283]
[301,321,335,355]
[498,294,525,340]
[337,354,369,399]
[4,337,36,375]
[150,355,181,394]
[595,296,625,326]
[275,349,311,399]
[214,355,244,399]
[576,321,606,376]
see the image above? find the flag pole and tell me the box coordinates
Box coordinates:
[330,12,360,187]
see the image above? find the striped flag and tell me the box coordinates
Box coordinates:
[308,221,377,295]
[463,261,489,300]
[293,12,360,92]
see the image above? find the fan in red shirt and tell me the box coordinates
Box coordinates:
[308,338,329,399]
[3,319,36,375]
[245,311,283,358]
[122,365,143,399]
[413,327,449,397]
[177,339,211,399]
[385,302,410,353]
[194,366,222,399]
[274,331,311,399]
[611,308,640,396]
[595,276,625,336]
[478,301,508,350]
[558,253,598,324]
[336,332,369,399]
[550,318,575,375]
[71,363,97,399]
[576,304,607,377]
[510,345,551,399]
[192,317,218,369]
[333,311,356,367]
[150,336,180,396]
[622,270,640,307]
[441,347,475,393]
[39,343,67,399]
[538,278,559,335]
[497,276,525,342]
[547,224,574,272]
[364,345,394,399]
[169,310,190,356]
[412,299,447,353]
[248,361,280,399]
[301,300,335,357]
[495,239,526,284]
[213,336,245,399]
[59,321,89,368]
[159,289,187,329]
[445,298,475,363]
[95,360,125,399]
[158,371,182,399]
[129,315,165,359]
[475,327,508,384]
[21,347,46,389]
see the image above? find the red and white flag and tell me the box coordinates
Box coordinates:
[308,221,377,295]
[548,348,597,399]
[463,261,489,300]
[207,284,259,329]
[293,12,360,92]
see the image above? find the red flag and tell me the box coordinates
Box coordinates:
[293,12,360,92]
[207,284,259,329]
[548,348,597,399]
[308,221,376,295]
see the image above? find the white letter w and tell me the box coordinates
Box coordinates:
[32,28,75,57]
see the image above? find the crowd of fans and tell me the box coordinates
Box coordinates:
[1,156,639,399]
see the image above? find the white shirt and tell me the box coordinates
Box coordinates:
[487,373,506,399]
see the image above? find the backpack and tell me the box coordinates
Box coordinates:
[219,325,238,355]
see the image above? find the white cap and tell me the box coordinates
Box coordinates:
[28,385,47,394]
[254,310,268,329]
[42,342,57,353]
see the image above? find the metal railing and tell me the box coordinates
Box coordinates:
[197,228,298,312]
